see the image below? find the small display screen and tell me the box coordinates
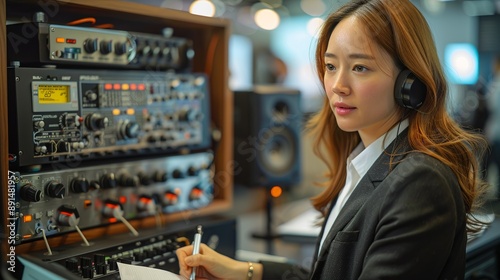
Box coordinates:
[38,84,70,104]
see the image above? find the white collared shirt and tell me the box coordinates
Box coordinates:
[318,120,409,253]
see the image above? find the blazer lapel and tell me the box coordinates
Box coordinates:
[310,129,410,278]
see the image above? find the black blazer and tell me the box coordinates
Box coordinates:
[261,131,466,280]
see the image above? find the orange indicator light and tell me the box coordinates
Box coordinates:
[119,196,127,204]
[270,186,282,198]
[130,84,137,90]
[56,37,65,43]
[112,109,121,115]
[84,199,92,208]
[104,83,113,90]
[113,84,121,90]
[126,108,135,115]
[23,215,33,223]
[138,84,146,91]
[122,84,130,90]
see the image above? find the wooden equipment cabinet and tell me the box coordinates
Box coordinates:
[0,0,233,257]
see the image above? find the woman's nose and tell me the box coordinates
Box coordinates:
[331,71,350,96]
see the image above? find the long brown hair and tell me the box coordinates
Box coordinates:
[307,0,488,234]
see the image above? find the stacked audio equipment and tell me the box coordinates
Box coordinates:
[1,0,233,278]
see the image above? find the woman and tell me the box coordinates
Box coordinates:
[176,0,488,279]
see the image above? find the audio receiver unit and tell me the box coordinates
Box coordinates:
[7,67,212,168]
[12,151,214,244]
[7,22,194,71]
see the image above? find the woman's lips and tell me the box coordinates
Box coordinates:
[334,102,356,116]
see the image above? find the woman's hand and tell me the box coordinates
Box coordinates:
[176,243,261,280]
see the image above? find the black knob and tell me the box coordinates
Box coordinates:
[81,266,94,279]
[94,254,106,265]
[187,166,198,177]
[124,121,140,138]
[20,184,43,202]
[172,169,183,179]
[138,172,152,186]
[85,113,109,131]
[100,173,117,189]
[114,42,128,56]
[108,259,118,270]
[134,252,146,262]
[99,40,112,54]
[45,181,65,198]
[84,38,98,53]
[118,120,140,140]
[80,257,92,268]
[118,174,139,187]
[65,258,79,272]
[70,178,90,193]
[152,170,167,182]
[96,263,107,275]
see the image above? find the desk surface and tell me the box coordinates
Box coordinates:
[278,208,500,258]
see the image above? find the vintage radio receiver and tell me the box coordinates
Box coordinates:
[8,67,212,168]
[12,152,214,244]
[6,22,193,71]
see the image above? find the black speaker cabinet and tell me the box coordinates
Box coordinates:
[233,85,302,188]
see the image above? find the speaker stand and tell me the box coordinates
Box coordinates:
[251,187,281,255]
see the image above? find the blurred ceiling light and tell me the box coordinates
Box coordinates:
[254,8,280,30]
[307,17,324,38]
[189,0,216,17]
[300,0,326,16]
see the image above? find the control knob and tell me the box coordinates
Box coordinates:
[118,173,139,187]
[118,120,140,140]
[45,181,65,198]
[84,38,98,54]
[100,173,117,189]
[137,195,156,214]
[162,190,179,206]
[189,187,203,201]
[85,113,109,131]
[115,41,128,56]
[55,204,81,227]
[70,178,90,193]
[102,199,123,218]
[20,184,43,202]
[100,40,113,54]
[61,113,83,128]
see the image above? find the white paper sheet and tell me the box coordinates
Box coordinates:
[117,262,187,280]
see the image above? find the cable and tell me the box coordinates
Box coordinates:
[39,228,53,256]
[74,225,90,246]
[112,207,139,236]
[155,204,163,229]
[118,216,139,237]
[67,17,96,26]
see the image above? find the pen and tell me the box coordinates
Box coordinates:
[190,225,203,280]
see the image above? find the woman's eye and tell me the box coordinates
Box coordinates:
[325,63,335,71]
[353,65,367,72]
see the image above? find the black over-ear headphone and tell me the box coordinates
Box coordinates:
[394,69,427,109]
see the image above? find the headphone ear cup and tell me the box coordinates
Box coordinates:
[394,69,427,109]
